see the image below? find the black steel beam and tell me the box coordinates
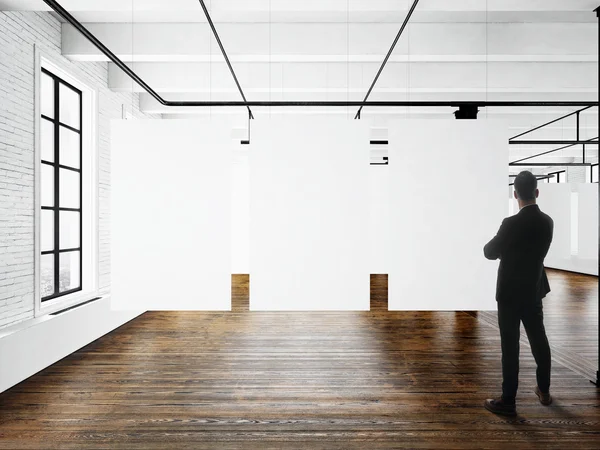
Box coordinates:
[42,0,166,105]
[163,101,597,107]
[509,137,598,165]
[354,0,421,119]
[509,163,593,167]
[37,2,600,111]
[197,0,254,119]
[509,175,554,186]
[510,140,599,145]
[508,174,555,178]
[509,106,593,141]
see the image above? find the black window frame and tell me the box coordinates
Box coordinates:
[591,164,599,183]
[546,170,566,183]
[40,67,83,302]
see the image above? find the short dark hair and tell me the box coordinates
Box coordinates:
[514,171,537,201]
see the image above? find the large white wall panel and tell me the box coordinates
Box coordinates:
[388,121,508,311]
[369,166,389,274]
[111,120,232,310]
[231,164,390,275]
[537,184,572,269]
[536,184,598,275]
[250,118,370,310]
[578,184,599,261]
[232,163,250,274]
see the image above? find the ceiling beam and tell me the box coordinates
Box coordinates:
[355,0,420,119]
[197,0,253,119]
[61,22,597,63]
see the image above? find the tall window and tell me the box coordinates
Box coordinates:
[592,164,599,183]
[40,68,83,301]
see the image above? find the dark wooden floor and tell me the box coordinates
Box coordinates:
[0,272,598,449]
[477,269,598,382]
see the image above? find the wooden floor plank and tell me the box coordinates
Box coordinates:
[0,271,598,449]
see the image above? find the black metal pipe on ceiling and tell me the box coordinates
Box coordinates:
[42,0,165,105]
[42,0,598,111]
[509,140,599,145]
[354,0,421,119]
[163,101,597,108]
[197,0,254,119]
[509,106,594,141]
[509,137,598,165]
[509,163,593,167]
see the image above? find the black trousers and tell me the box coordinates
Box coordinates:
[497,300,551,402]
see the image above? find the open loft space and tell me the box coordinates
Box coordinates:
[0,0,599,448]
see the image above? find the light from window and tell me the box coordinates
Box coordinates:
[40,68,83,302]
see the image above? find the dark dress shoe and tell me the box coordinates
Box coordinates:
[535,386,552,405]
[484,397,517,416]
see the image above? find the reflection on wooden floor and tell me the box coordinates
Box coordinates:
[0,271,597,449]
[476,269,598,381]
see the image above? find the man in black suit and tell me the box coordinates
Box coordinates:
[483,170,554,416]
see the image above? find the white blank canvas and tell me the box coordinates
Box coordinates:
[388,121,508,311]
[250,118,370,310]
[111,120,232,310]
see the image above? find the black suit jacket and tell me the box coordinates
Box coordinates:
[484,204,554,303]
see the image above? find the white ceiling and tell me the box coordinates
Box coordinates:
[1,0,599,23]
[1,0,598,169]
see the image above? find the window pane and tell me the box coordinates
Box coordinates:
[593,165,599,183]
[41,164,54,207]
[59,83,80,130]
[59,251,80,292]
[41,119,54,162]
[59,168,80,209]
[59,211,80,249]
[41,210,54,252]
[41,254,54,298]
[59,126,80,169]
[41,73,54,118]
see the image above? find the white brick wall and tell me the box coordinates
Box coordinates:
[0,11,159,329]
[567,166,588,183]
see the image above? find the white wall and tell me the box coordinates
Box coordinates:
[369,165,389,274]
[111,120,232,310]
[537,183,598,275]
[231,163,389,274]
[388,121,507,311]
[232,162,250,274]
[0,296,140,393]
[0,11,158,329]
[249,118,370,310]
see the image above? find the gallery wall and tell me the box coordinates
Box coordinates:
[111,120,233,310]
[536,183,598,276]
[388,121,508,311]
[249,118,370,310]
[109,118,599,310]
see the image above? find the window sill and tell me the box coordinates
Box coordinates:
[37,290,100,317]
